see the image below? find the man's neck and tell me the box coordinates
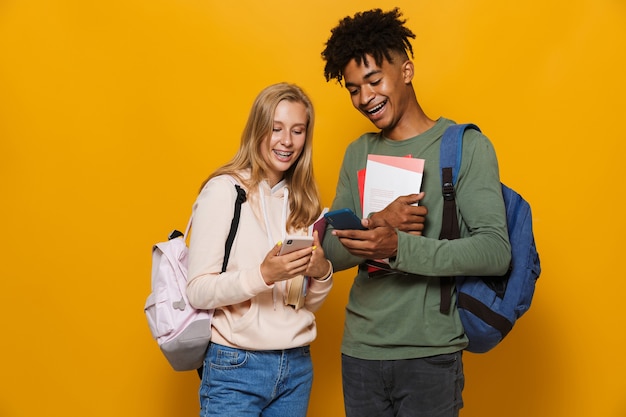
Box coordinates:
[383,104,436,141]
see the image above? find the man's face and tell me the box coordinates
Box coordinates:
[342,53,412,137]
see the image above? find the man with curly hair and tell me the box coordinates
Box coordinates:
[321,8,511,417]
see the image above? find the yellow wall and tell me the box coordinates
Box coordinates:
[1,1,625,416]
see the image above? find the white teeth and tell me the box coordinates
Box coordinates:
[275,151,292,157]
[368,101,386,114]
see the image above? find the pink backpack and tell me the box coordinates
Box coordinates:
[144,184,246,371]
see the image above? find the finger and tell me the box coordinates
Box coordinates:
[311,236,322,259]
[402,205,427,220]
[272,241,284,256]
[364,216,384,229]
[312,230,321,247]
[337,233,373,249]
[286,257,312,275]
[332,229,368,240]
[282,247,315,269]
[310,242,325,262]
[395,193,422,205]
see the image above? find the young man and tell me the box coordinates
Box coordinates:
[321,8,511,417]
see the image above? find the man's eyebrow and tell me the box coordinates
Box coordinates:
[345,69,382,88]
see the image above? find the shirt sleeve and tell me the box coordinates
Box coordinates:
[391,131,511,276]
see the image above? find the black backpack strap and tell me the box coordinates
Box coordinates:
[197,184,246,379]
[221,184,247,273]
[440,167,460,241]
[439,166,460,314]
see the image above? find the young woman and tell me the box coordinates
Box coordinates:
[187,82,333,417]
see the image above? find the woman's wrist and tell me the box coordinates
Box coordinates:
[313,260,333,281]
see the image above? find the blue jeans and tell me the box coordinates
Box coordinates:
[342,352,464,417]
[199,343,313,417]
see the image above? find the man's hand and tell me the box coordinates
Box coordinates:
[332,193,427,259]
[332,226,398,260]
[365,192,427,235]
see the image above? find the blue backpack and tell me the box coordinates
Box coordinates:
[439,123,541,353]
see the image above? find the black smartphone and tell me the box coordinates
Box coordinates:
[324,208,366,230]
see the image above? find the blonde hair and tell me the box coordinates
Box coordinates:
[202,82,321,231]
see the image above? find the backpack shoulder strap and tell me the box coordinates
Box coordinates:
[438,123,481,314]
[182,180,247,273]
[439,123,481,242]
[222,185,247,272]
[439,123,481,184]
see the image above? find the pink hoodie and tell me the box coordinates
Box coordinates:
[187,173,332,350]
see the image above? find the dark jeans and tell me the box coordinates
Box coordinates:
[342,352,464,417]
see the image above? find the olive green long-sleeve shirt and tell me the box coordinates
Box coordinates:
[323,118,511,360]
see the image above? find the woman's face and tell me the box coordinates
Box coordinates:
[261,99,308,186]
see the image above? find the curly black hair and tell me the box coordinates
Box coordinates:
[321,8,416,85]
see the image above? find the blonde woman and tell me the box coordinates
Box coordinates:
[187,82,333,417]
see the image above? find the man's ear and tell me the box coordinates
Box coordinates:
[402,60,414,84]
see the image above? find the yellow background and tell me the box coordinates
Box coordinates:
[1,0,625,416]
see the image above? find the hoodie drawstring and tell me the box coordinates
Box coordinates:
[259,182,290,309]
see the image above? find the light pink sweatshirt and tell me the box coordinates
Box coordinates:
[187,173,332,350]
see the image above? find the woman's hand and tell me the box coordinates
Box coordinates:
[260,238,314,285]
[305,230,332,280]
[260,231,331,285]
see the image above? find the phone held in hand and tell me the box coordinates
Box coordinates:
[278,235,314,255]
[324,208,366,230]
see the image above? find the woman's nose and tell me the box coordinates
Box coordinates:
[280,132,292,146]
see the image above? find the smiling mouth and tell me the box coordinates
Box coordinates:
[366,100,387,115]
[273,150,293,158]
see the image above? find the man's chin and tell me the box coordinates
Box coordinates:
[370,118,389,130]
